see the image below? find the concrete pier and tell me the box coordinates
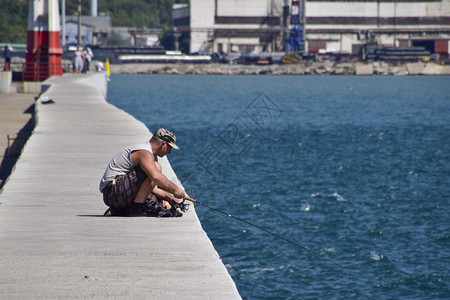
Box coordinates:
[0,74,241,299]
[0,92,36,189]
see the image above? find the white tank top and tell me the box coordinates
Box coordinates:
[99,142,152,192]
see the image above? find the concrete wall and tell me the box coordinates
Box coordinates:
[307,1,448,19]
[217,0,282,16]
[0,71,12,94]
[190,0,215,53]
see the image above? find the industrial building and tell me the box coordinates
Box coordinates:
[173,0,450,58]
[64,16,111,46]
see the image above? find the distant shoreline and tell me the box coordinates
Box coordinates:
[109,61,450,76]
[5,57,450,77]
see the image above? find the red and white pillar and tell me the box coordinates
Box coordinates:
[24,0,63,81]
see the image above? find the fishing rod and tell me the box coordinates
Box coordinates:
[184,196,344,269]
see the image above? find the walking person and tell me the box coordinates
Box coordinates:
[99,128,186,217]
[83,47,93,73]
[73,47,84,73]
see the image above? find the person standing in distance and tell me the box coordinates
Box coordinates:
[2,46,12,71]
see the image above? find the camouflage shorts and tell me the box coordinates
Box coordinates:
[102,166,147,209]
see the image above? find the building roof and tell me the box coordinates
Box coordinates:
[64,15,111,32]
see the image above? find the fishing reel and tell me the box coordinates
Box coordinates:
[176,200,190,212]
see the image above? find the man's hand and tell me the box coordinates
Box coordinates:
[172,187,186,201]
[165,188,186,206]
[166,194,182,207]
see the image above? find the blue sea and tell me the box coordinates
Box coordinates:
[107,74,449,299]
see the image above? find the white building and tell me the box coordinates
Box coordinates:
[173,0,450,56]
[173,1,287,54]
[306,0,450,56]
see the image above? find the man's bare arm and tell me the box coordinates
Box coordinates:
[131,150,186,199]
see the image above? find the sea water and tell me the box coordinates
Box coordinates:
[107,74,449,299]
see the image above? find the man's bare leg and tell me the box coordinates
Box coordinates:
[133,178,156,204]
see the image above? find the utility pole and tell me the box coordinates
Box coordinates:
[61,0,65,46]
[77,0,82,47]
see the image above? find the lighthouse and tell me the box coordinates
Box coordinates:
[24,0,63,81]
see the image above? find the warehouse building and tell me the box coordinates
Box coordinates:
[173,0,450,58]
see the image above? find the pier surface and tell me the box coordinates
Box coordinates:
[0,74,241,299]
[0,92,36,189]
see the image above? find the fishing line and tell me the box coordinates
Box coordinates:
[184,196,344,269]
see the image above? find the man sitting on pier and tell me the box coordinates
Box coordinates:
[99,128,186,217]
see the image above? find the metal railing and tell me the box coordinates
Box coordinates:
[22,61,71,81]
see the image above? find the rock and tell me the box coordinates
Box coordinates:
[440,65,450,75]
[406,63,426,75]
[314,67,328,75]
[390,66,408,75]
[333,67,345,75]
[421,63,443,75]
[355,64,373,75]
[103,61,450,76]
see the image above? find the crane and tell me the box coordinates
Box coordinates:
[289,0,305,53]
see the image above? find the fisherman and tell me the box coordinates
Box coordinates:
[99,128,186,217]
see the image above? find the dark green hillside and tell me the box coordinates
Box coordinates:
[0,0,188,43]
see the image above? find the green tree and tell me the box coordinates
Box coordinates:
[0,0,28,43]
[65,0,91,16]
[0,0,189,44]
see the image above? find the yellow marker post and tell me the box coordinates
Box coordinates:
[105,58,111,80]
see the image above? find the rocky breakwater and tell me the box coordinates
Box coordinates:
[110,61,450,75]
